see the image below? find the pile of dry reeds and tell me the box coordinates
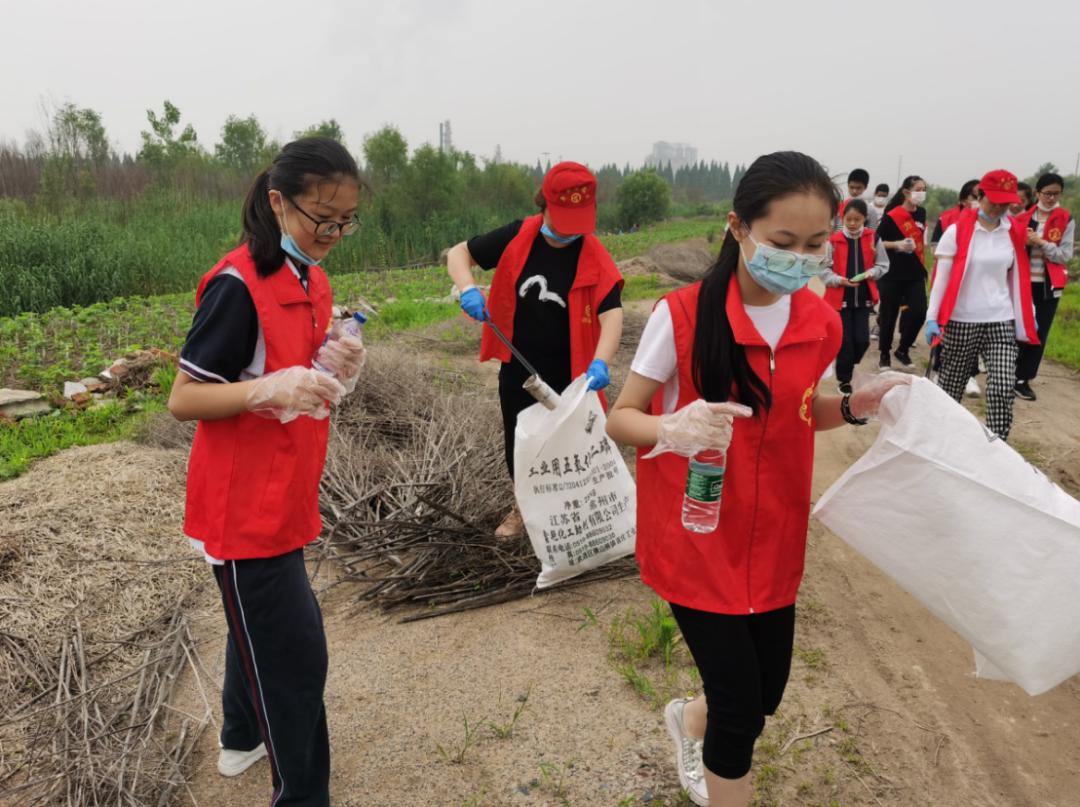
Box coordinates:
[0,443,213,806]
[317,345,637,621]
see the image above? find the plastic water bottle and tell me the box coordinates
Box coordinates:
[682,449,725,533]
[312,311,367,375]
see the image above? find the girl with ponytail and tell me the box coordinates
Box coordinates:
[607,151,910,807]
[168,137,364,806]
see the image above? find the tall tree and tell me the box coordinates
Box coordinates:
[138,100,201,169]
[362,126,408,190]
[215,114,275,173]
[295,118,346,143]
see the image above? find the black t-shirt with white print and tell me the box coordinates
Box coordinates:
[179,261,309,384]
[467,220,621,388]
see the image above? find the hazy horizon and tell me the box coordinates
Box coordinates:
[3,0,1076,191]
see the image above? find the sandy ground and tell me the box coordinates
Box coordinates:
[6,294,1080,806]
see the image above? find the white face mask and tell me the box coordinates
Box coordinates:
[1038,200,1059,213]
[910,190,927,205]
[873,196,887,207]
[845,225,864,238]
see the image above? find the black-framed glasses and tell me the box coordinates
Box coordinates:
[1038,189,1062,199]
[289,198,360,237]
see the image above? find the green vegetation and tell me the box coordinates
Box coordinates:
[1045,284,1080,371]
[616,169,671,228]
[0,399,159,480]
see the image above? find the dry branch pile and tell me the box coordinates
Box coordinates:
[318,346,636,620]
[0,444,212,806]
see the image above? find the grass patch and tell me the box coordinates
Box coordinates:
[0,398,161,480]
[1045,284,1080,371]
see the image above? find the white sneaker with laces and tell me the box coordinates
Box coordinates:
[664,698,709,806]
[965,377,981,398]
[217,742,267,777]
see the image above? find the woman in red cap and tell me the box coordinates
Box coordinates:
[607,151,910,807]
[446,162,624,538]
[926,169,1038,439]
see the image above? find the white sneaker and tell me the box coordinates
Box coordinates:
[217,742,267,777]
[965,377,981,398]
[664,698,709,806]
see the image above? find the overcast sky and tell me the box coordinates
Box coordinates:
[3,0,1076,190]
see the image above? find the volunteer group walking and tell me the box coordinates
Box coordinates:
[167,137,1073,807]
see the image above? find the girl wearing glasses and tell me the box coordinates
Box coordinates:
[1014,172,1074,401]
[168,137,365,807]
[876,175,929,369]
[606,152,910,807]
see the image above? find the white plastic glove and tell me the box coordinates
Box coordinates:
[849,371,912,420]
[246,366,346,424]
[314,335,366,393]
[644,400,754,459]
[897,238,917,254]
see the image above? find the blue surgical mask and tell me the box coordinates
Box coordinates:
[977,209,1002,225]
[740,232,830,296]
[279,207,321,266]
[540,223,582,244]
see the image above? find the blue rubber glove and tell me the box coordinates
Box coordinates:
[586,359,610,391]
[459,287,488,322]
[925,319,941,345]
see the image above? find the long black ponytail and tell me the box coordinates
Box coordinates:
[884,174,924,213]
[241,136,361,276]
[691,151,839,414]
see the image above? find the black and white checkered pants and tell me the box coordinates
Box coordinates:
[937,320,1017,439]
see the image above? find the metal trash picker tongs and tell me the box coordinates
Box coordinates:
[483,319,561,411]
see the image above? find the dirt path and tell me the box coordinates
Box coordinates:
[175,306,1080,807]
[6,289,1080,806]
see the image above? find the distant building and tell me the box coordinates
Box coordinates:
[438,120,453,154]
[645,141,698,172]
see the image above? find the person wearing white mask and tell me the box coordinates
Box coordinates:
[822,199,889,393]
[868,182,889,229]
[876,176,929,368]
[1014,172,1075,400]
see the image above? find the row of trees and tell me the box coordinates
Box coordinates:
[0,101,734,230]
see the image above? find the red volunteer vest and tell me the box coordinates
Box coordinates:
[635,278,842,615]
[1017,206,1072,289]
[887,206,925,263]
[479,215,624,405]
[937,209,1039,344]
[184,244,334,560]
[824,229,879,310]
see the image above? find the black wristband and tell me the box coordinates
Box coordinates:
[841,394,868,426]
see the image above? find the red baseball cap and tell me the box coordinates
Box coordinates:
[542,162,597,235]
[978,169,1021,205]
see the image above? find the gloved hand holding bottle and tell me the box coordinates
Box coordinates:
[644,399,754,459]
[313,313,368,394]
[459,286,488,322]
[245,366,346,424]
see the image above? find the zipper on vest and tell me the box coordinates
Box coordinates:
[746,349,775,614]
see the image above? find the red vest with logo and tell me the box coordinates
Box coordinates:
[937,209,1039,344]
[1017,206,1072,290]
[824,229,879,310]
[635,278,842,615]
[480,214,623,405]
[183,245,334,560]
[887,206,926,263]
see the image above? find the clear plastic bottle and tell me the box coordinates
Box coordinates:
[312,311,367,376]
[682,449,725,533]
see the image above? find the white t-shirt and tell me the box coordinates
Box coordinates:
[631,297,832,413]
[929,219,1016,324]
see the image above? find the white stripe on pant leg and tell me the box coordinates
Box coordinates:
[232,561,288,806]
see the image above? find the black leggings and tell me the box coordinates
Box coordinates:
[836,307,872,383]
[669,602,795,779]
[877,271,927,354]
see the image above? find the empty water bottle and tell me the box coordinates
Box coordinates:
[312,311,367,376]
[682,449,725,533]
